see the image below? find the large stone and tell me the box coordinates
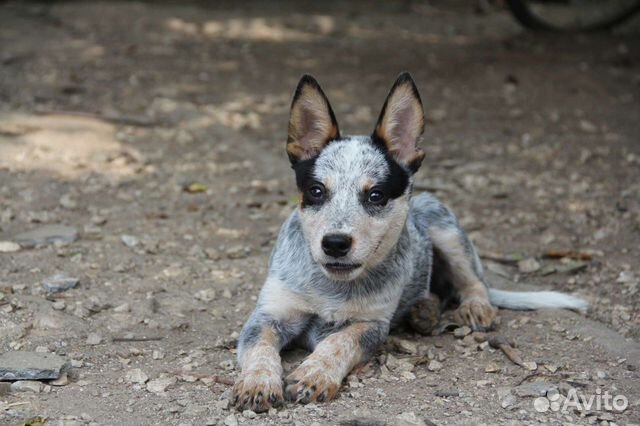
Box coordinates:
[13,225,78,248]
[0,351,69,380]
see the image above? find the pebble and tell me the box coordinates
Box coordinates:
[484,362,500,373]
[152,350,165,360]
[10,380,43,393]
[194,289,216,302]
[42,274,79,293]
[579,120,598,133]
[147,376,177,393]
[453,326,472,338]
[0,351,70,380]
[518,257,541,273]
[0,241,21,252]
[50,372,70,386]
[513,381,557,397]
[224,414,238,426]
[86,333,103,345]
[427,360,443,372]
[125,368,149,384]
[13,224,79,248]
[243,410,257,419]
[216,398,230,410]
[52,300,66,310]
[501,393,517,409]
[395,411,426,426]
[121,234,140,249]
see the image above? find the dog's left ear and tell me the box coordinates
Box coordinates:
[373,72,425,173]
[287,75,340,164]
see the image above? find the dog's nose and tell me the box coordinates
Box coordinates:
[321,234,353,258]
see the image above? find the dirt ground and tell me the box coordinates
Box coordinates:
[0,1,639,425]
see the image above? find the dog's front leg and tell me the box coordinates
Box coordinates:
[233,313,304,413]
[285,320,388,404]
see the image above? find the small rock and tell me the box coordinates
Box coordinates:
[42,274,79,293]
[216,398,230,410]
[0,382,10,396]
[388,336,419,355]
[579,120,598,133]
[86,333,102,345]
[147,376,177,393]
[59,194,77,209]
[243,410,257,419]
[121,234,140,249]
[485,362,501,373]
[113,303,130,313]
[0,351,70,380]
[13,224,79,248]
[518,257,541,273]
[513,381,557,397]
[395,411,426,426]
[194,289,216,303]
[427,360,443,372]
[501,393,517,409]
[125,368,149,384]
[50,372,70,386]
[52,300,66,310]
[224,414,238,426]
[453,326,472,338]
[523,361,538,371]
[152,350,165,360]
[0,241,21,252]
[10,380,43,393]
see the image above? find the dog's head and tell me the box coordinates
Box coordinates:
[286,73,425,281]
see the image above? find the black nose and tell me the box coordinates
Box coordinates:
[321,234,353,258]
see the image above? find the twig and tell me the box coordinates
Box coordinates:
[111,336,164,342]
[542,249,593,261]
[488,335,525,368]
[480,251,523,265]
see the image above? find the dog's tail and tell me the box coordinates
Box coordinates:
[488,289,588,313]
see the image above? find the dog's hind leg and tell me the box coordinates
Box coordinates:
[415,195,497,330]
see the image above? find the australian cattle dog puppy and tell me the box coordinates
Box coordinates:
[232,73,587,412]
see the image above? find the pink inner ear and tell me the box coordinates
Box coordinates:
[388,101,420,163]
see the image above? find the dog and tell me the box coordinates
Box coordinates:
[232,72,588,413]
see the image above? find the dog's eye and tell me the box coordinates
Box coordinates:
[367,189,385,204]
[308,184,325,200]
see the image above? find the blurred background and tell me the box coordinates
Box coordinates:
[0,1,639,425]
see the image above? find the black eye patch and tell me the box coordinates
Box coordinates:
[360,148,410,215]
[292,156,328,208]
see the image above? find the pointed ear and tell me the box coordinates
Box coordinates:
[373,72,425,173]
[286,75,340,164]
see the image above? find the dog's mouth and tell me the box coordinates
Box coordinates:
[323,262,362,274]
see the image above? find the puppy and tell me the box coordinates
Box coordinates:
[232,73,587,412]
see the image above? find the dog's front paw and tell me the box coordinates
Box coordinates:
[284,362,341,404]
[454,298,497,331]
[233,368,284,413]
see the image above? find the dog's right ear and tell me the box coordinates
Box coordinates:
[286,75,340,164]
